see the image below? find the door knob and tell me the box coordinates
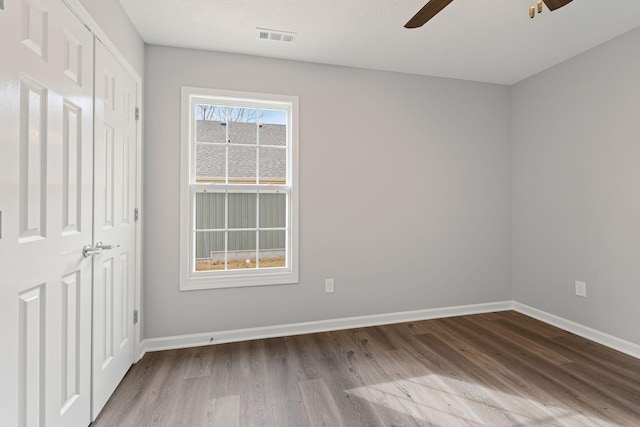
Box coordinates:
[96,242,120,251]
[82,241,120,258]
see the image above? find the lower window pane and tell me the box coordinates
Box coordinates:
[228,230,257,270]
[195,192,225,230]
[259,193,286,228]
[195,231,225,271]
[259,230,286,268]
[194,227,287,271]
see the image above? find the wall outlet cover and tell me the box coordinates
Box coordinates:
[575,280,587,298]
[325,278,334,293]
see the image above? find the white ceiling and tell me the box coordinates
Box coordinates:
[119,0,640,85]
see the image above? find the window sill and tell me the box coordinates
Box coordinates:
[180,269,299,291]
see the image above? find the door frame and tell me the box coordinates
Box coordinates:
[62,0,144,362]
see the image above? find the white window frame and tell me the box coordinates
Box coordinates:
[179,86,299,290]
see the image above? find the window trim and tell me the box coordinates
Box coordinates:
[179,86,299,291]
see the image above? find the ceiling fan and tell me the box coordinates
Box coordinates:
[405,0,574,28]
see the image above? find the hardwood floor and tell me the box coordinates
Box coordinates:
[92,311,640,426]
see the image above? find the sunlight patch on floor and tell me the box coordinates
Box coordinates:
[345,374,606,426]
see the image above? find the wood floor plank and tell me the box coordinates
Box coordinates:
[299,378,348,427]
[183,344,217,379]
[469,314,573,365]
[240,339,276,426]
[405,333,526,425]
[284,334,321,382]
[425,317,570,409]
[94,311,640,426]
[206,395,240,427]
[92,351,161,426]
[551,333,640,383]
[441,315,640,425]
[263,337,309,427]
[357,325,399,351]
[473,315,640,419]
[330,329,424,427]
[167,377,215,426]
[415,319,595,426]
[367,324,514,425]
[200,341,251,402]
[138,348,197,426]
[495,318,640,395]
[299,332,382,426]
[381,348,476,426]
[498,311,569,339]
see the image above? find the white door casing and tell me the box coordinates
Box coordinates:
[0,0,94,425]
[91,38,138,420]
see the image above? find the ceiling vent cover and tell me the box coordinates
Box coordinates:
[256,28,296,43]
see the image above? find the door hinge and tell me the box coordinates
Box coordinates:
[135,107,140,121]
[133,310,139,324]
[134,208,139,222]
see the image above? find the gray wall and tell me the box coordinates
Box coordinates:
[144,45,511,339]
[77,0,144,76]
[510,28,640,345]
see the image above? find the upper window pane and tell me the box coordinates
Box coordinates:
[228,146,257,184]
[197,121,226,144]
[259,109,287,146]
[196,104,226,122]
[195,144,225,183]
[259,147,286,184]
[196,104,226,144]
[228,107,257,145]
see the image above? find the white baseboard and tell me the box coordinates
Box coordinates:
[513,302,640,360]
[140,301,512,355]
[138,300,640,362]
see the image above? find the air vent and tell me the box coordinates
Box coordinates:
[256,28,296,43]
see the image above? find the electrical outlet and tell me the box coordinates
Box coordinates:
[325,278,334,293]
[575,280,587,298]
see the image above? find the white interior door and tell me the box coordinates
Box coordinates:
[0,0,94,425]
[91,38,138,420]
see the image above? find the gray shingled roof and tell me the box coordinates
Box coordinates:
[196,120,286,183]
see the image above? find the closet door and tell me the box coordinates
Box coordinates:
[91,38,138,419]
[0,0,94,426]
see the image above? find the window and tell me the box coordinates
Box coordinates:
[180,87,299,290]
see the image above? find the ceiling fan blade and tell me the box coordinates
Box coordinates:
[404,0,456,28]
[542,0,573,11]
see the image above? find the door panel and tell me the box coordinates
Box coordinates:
[0,0,94,425]
[92,39,137,419]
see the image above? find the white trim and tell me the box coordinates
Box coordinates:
[133,81,144,362]
[139,300,640,362]
[140,301,512,354]
[179,86,299,291]
[513,302,640,360]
